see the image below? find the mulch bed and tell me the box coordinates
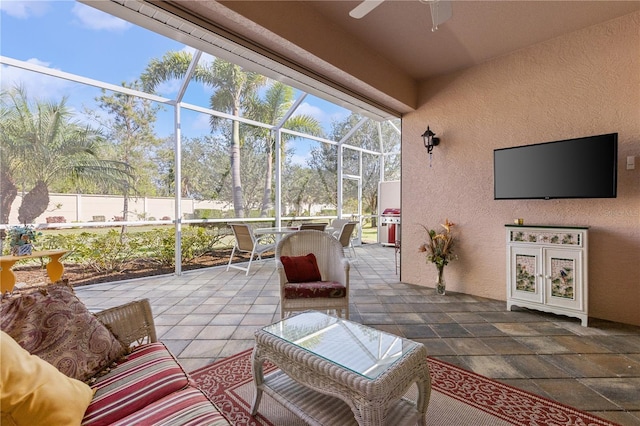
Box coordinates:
[9,249,275,288]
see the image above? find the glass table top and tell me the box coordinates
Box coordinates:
[261,311,420,380]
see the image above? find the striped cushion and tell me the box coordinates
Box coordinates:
[82,342,191,426]
[109,387,229,426]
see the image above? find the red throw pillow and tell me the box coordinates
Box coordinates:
[280,253,322,283]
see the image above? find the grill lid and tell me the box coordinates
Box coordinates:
[382,208,401,215]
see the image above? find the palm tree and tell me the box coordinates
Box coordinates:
[245,82,324,217]
[141,52,266,218]
[0,85,133,226]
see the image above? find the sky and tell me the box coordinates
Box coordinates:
[0,0,354,163]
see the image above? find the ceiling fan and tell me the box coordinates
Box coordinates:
[349,0,452,31]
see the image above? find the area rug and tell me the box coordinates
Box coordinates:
[190,349,619,426]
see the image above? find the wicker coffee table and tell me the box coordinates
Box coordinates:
[251,311,431,426]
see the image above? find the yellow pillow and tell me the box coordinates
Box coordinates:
[0,331,94,425]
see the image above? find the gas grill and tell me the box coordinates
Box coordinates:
[381,208,401,246]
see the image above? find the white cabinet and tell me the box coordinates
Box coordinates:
[506,225,588,326]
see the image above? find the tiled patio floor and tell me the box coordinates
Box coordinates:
[74,243,640,425]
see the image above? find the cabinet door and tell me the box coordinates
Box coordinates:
[544,249,583,310]
[509,247,543,303]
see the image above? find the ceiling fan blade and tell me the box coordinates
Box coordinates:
[349,0,385,19]
[429,0,452,28]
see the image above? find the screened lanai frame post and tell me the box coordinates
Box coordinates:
[174,104,183,275]
[358,150,363,230]
[172,50,202,276]
[337,145,343,220]
[337,117,367,223]
[377,122,385,182]
[275,129,282,227]
[273,93,306,227]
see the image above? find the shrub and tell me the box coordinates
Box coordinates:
[136,225,227,267]
[193,209,231,219]
[70,230,138,273]
[28,226,230,273]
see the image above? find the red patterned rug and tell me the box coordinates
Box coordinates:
[191,349,619,426]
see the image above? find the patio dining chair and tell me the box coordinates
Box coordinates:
[298,223,327,231]
[326,218,350,238]
[336,221,358,258]
[226,223,276,275]
[276,230,350,319]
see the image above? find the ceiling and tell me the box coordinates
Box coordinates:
[97,0,640,116]
[303,0,640,81]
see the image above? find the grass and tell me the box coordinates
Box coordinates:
[36,222,380,246]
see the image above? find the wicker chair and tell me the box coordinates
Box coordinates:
[94,299,157,348]
[226,223,276,275]
[276,230,350,319]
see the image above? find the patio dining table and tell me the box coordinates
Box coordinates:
[254,226,300,236]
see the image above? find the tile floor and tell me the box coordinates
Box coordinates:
[74,243,640,425]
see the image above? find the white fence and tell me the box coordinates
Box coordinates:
[6,193,334,225]
[6,193,231,224]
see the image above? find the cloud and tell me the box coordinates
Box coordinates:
[71,2,130,32]
[0,59,102,122]
[295,101,350,128]
[0,0,50,19]
[155,79,183,97]
[295,102,325,121]
[192,113,213,131]
[0,59,72,98]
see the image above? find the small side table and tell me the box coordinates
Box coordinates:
[0,249,69,293]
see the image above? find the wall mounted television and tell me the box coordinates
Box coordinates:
[494,133,618,200]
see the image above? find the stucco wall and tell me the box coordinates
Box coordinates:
[402,12,640,326]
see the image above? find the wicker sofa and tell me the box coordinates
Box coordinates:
[0,284,230,426]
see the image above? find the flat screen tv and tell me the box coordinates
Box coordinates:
[494,133,618,200]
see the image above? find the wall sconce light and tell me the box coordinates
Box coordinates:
[422,126,440,167]
[422,126,440,154]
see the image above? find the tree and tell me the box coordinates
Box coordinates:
[141,52,266,217]
[308,114,401,217]
[281,164,316,216]
[308,142,339,207]
[0,85,133,226]
[88,81,162,225]
[244,82,324,217]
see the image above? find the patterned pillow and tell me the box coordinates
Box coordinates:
[0,284,126,383]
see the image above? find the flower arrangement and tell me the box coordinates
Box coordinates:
[7,225,42,255]
[419,219,457,294]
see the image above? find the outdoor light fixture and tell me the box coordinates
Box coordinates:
[422,126,440,168]
[422,126,440,154]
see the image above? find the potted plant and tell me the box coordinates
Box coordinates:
[7,225,42,256]
[419,219,458,295]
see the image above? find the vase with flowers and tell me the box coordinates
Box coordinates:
[419,219,457,295]
[7,225,42,256]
